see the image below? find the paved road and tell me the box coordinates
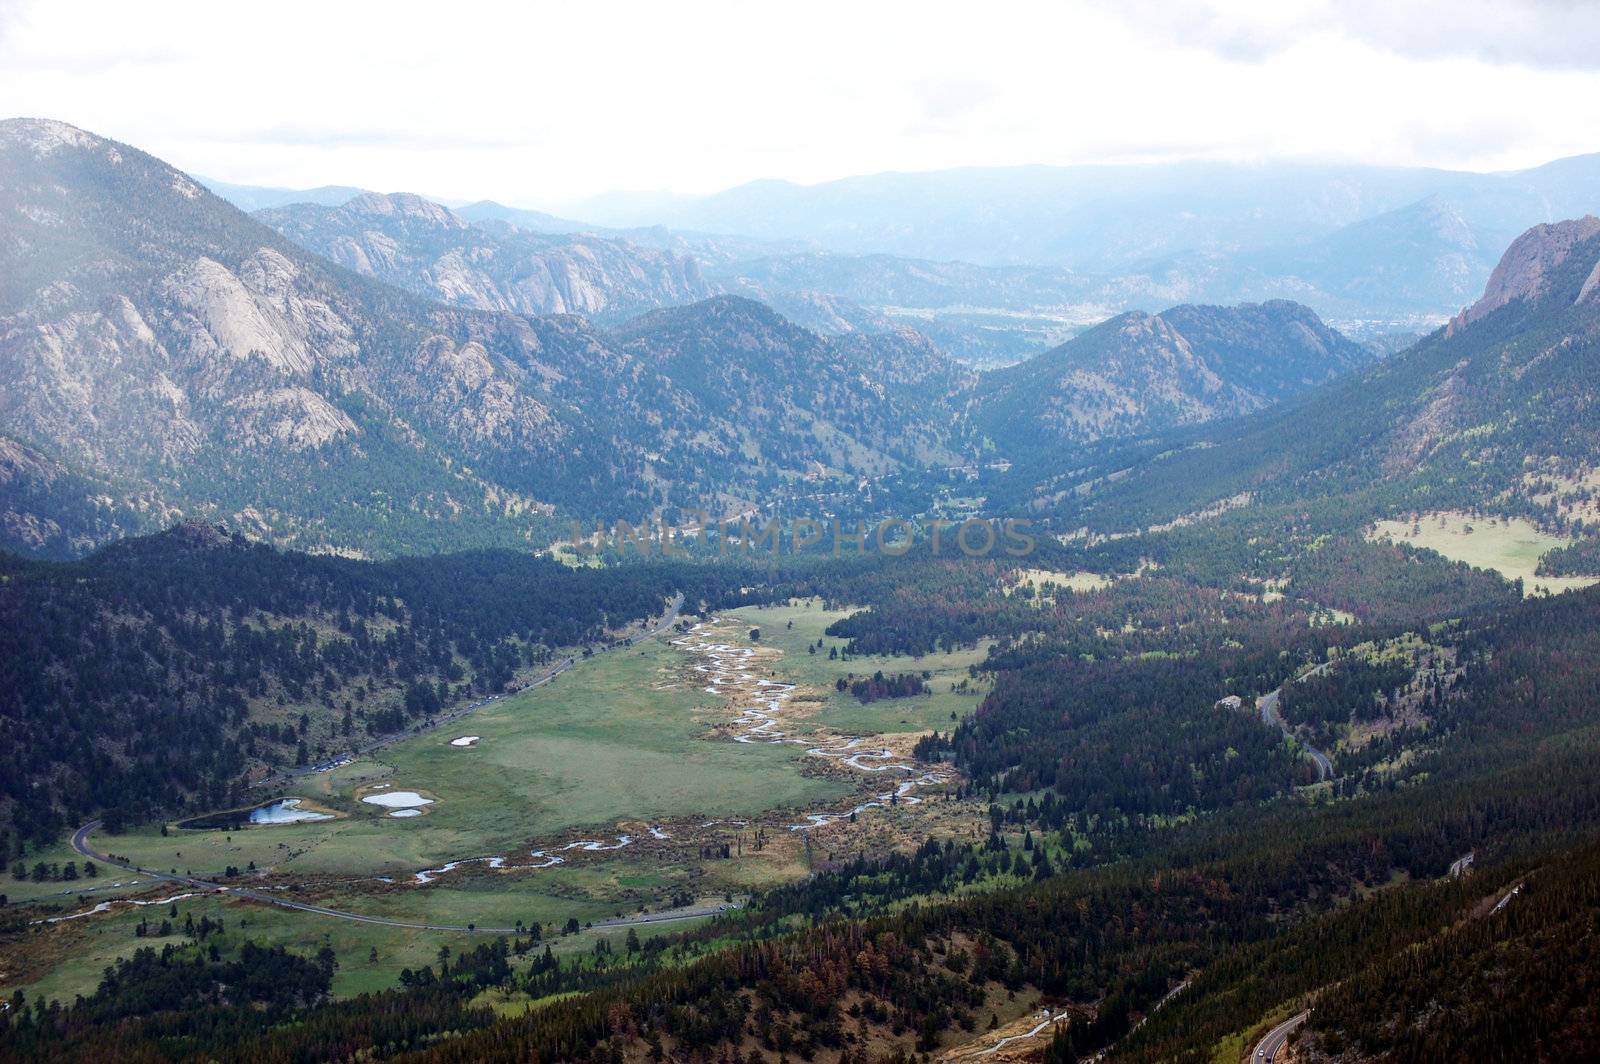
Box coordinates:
[1252,1011,1309,1063]
[70,820,731,935]
[1449,851,1475,878]
[1491,884,1521,914]
[1256,663,1335,782]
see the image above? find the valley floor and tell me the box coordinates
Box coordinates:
[5,599,989,1003]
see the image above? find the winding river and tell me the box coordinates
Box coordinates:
[401,617,954,884]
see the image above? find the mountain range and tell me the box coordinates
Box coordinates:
[1027,216,1600,539]
[214,153,1600,366]
[10,118,1599,570]
[571,156,1600,275]
[4,121,1405,560]
[256,193,714,323]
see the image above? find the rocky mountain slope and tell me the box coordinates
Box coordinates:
[611,295,976,484]
[257,193,714,323]
[0,120,974,557]
[975,300,1371,453]
[1032,217,1600,534]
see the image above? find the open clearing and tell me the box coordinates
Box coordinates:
[721,598,989,735]
[1007,567,1115,601]
[102,633,847,880]
[12,600,989,1008]
[1368,511,1598,597]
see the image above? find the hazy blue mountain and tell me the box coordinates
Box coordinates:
[1243,196,1498,314]
[570,157,1600,274]
[454,199,598,235]
[198,177,377,212]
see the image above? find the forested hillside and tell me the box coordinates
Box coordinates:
[0,523,775,846]
[7,574,1598,1062]
[1017,219,1600,536]
[977,300,1370,453]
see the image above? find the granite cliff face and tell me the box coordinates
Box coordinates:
[0,121,977,556]
[257,193,713,323]
[1449,216,1600,334]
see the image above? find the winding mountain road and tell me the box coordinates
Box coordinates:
[1256,663,1335,782]
[1252,1011,1309,1063]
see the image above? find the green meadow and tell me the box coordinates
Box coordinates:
[14,601,986,1007]
[104,633,846,880]
[718,599,990,735]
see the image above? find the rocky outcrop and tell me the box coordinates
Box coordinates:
[1578,258,1600,307]
[0,120,980,556]
[1449,216,1600,334]
[256,194,713,323]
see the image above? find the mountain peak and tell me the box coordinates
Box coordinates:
[616,293,802,340]
[340,191,465,229]
[1450,215,1600,334]
[978,299,1369,453]
[0,116,101,155]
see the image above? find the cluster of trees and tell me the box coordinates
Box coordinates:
[841,671,929,702]
[921,652,1302,817]
[1276,654,1417,747]
[1,941,335,1058]
[8,860,94,883]
[0,524,806,849]
[9,575,1600,1060]
[1538,535,1600,577]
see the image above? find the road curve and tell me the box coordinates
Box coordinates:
[1252,1011,1309,1063]
[70,820,729,935]
[1256,663,1335,782]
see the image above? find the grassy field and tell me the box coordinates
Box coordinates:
[1009,567,1114,601]
[1368,511,1597,597]
[7,600,989,1009]
[718,599,990,735]
[6,873,717,1006]
[101,635,847,880]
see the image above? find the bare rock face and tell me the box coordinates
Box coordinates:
[1578,258,1600,307]
[256,193,713,323]
[1449,216,1600,334]
[226,387,359,450]
[161,256,318,376]
[1,296,206,473]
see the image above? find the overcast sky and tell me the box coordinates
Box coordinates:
[3,0,1598,208]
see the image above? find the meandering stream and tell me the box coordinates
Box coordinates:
[402,617,953,884]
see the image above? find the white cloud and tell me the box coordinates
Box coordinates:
[0,0,1596,208]
[1107,0,1600,70]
